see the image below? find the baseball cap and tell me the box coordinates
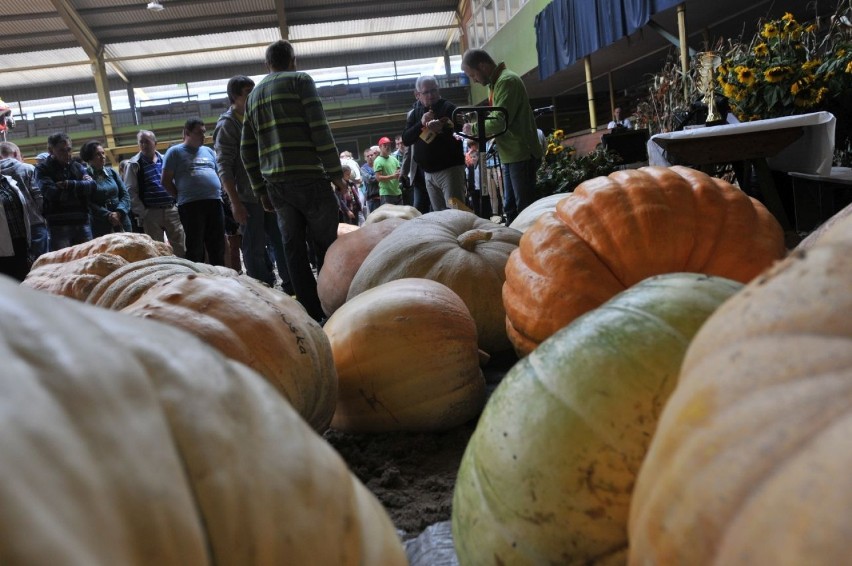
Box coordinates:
[377,136,392,145]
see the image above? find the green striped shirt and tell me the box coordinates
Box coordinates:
[241,71,342,196]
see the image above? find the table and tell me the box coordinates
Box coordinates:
[788,167,852,231]
[648,112,837,230]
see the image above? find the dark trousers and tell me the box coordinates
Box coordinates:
[502,156,540,225]
[178,198,225,266]
[0,237,30,282]
[267,178,338,322]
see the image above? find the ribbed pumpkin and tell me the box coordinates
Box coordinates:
[325,278,485,433]
[504,165,786,356]
[30,232,173,269]
[363,203,421,224]
[21,252,128,300]
[452,273,742,565]
[508,193,565,233]
[120,273,337,432]
[87,256,237,310]
[628,214,852,565]
[0,277,406,565]
[349,210,522,354]
[317,218,404,317]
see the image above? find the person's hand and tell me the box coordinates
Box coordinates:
[422,110,435,126]
[260,194,274,212]
[331,177,347,193]
[108,212,121,226]
[427,119,443,133]
[56,180,67,189]
[231,198,248,225]
[347,210,355,219]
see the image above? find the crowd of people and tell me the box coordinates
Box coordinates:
[1,41,547,325]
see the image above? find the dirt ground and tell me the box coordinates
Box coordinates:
[323,353,517,539]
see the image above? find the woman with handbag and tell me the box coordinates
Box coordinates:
[80,140,132,236]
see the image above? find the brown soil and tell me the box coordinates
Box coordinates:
[324,422,476,539]
[323,353,516,539]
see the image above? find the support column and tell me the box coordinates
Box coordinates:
[91,52,117,154]
[677,3,689,103]
[608,72,615,117]
[127,83,138,126]
[584,56,597,132]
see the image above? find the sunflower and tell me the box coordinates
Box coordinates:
[846,61,852,74]
[753,43,769,57]
[764,66,792,83]
[552,129,564,140]
[761,23,779,39]
[781,12,795,22]
[735,66,756,86]
[546,143,558,155]
[552,145,564,155]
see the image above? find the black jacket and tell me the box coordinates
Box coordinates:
[401,99,465,173]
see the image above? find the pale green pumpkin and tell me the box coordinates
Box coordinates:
[451,273,742,565]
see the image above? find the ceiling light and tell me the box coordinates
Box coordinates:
[147,1,164,11]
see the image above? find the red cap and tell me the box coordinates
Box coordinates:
[377,136,392,145]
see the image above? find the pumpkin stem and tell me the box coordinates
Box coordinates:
[458,229,493,251]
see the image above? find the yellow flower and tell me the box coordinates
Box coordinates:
[753,43,769,57]
[722,82,737,98]
[735,66,756,86]
[547,143,558,154]
[781,12,794,22]
[846,61,852,74]
[790,77,810,96]
[814,87,828,104]
[763,66,791,83]
[804,24,816,33]
[552,145,564,155]
[802,59,821,73]
[553,129,564,140]
[761,23,779,39]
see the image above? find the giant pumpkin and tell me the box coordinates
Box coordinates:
[119,273,338,432]
[628,212,852,565]
[30,232,173,269]
[317,217,404,317]
[452,273,742,565]
[348,210,522,354]
[325,278,485,433]
[0,276,406,565]
[503,165,786,356]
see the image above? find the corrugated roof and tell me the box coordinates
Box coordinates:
[0,0,462,97]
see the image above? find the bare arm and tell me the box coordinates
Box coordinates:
[160,168,177,199]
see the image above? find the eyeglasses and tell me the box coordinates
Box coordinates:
[417,88,439,96]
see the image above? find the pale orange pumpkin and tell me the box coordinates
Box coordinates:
[119,273,338,432]
[504,166,786,356]
[30,232,173,269]
[325,278,485,433]
[628,211,852,565]
[21,252,129,300]
[0,276,406,565]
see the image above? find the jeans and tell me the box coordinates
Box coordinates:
[178,199,225,266]
[267,177,338,322]
[241,200,292,291]
[49,223,92,251]
[29,223,49,260]
[502,156,540,225]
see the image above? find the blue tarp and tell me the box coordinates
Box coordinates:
[535,0,683,80]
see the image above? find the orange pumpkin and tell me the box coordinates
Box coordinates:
[317,218,404,317]
[504,166,786,356]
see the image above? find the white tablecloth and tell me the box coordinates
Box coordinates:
[648,112,836,176]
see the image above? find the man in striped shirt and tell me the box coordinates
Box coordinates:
[241,39,344,323]
[124,130,186,257]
